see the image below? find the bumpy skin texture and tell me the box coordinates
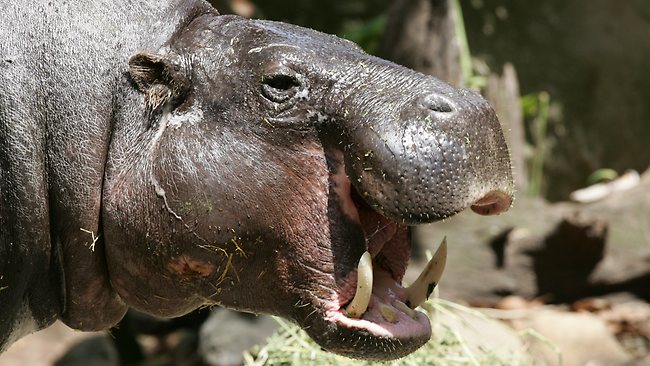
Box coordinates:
[0,0,513,359]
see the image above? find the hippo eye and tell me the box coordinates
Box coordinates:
[261,73,301,103]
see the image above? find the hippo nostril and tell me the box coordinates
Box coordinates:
[420,94,454,114]
[470,191,512,216]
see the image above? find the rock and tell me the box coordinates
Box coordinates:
[529,213,608,301]
[597,300,650,360]
[571,297,611,313]
[520,309,631,366]
[495,295,543,310]
[412,168,650,304]
[0,322,104,366]
[435,303,532,364]
[199,309,278,366]
[54,336,119,366]
[570,170,641,203]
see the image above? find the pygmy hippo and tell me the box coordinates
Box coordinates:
[0,0,513,360]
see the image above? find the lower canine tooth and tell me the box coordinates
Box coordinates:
[379,304,397,323]
[405,237,448,309]
[345,251,373,318]
[394,300,418,319]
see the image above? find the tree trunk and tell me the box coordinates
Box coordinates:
[378,0,463,86]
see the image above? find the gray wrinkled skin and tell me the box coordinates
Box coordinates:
[0,0,513,360]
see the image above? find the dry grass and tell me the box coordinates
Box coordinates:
[242,298,530,366]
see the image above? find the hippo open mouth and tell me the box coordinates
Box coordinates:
[301,149,511,360]
[322,177,437,358]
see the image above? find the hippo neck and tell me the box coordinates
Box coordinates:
[0,0,216,350]
[48,0,217,331]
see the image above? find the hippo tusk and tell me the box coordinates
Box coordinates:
[405,237,447,309]
[345,251,373,318]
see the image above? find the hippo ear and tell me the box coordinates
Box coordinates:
[128,51,190,112]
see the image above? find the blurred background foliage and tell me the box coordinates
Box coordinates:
[211,0,650,202]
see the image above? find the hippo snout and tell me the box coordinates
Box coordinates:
[336,73,514,224]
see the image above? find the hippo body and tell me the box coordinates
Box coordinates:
[0,0,513,360]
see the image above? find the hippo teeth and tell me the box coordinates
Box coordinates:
[405,237,447,309]
[379,303,398,323]
[394,299,418,319]
[345,251,373,318]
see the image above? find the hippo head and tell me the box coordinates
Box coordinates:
[103,14,513,360]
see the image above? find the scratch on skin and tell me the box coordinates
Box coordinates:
[146,105,208,242]
[151,173,215,242]
[148,105,185,221]
[248,43,301,54]
[151,174,183,221]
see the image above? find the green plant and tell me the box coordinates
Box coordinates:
[521,91,551,197]
[339,15,387,55]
